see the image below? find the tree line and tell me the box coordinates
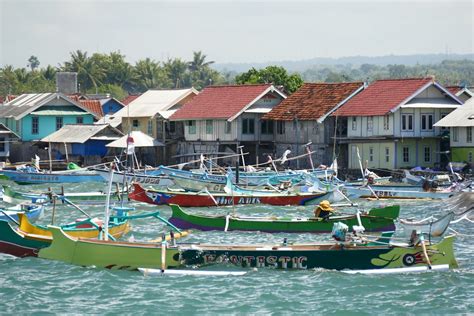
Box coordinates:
[0,51,472,100]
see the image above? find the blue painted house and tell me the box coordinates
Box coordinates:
[99,97,125,116]
[0,93,99,141]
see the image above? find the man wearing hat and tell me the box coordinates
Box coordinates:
[314,200,335,219]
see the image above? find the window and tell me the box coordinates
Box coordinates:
[312,122,319,134]
[369,147,374,162]
[367,117,373,131]
[421,114,434,131]
[383,115,390,130]
[402,114,413,131]
[188,120,196,134]
[467,127,472,143]
[168,121,176,134]
[453,127,458,142]
[261,120,273,135]
[468,152,473,163]
[225,121,231,134]
[147,120,153,136]
[424,146,431,163]
[352,117,357,130]
[32,117,39,134]
[76,116,83,124]
[0,137,5,152]
[132,119,139,129]
[277,121,285,135]
[403,147,409,163]
[242,118,255,134]
[55,117,63,131]
[385,147,390,163]
[206,120,213,134]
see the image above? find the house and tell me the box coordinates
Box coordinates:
[41,124,123,166]
[445,85,473,103]
[434,97,474,165]
[262,82,364,168]
[0,123,20,162]
[112,88,199,164]
[333,78,463,170]
[0,93,99,142]
[170,84,286,164]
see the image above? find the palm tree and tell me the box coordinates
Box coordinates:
[164,58,189,88]
[188,51,214,73]
[62,50,104,92]
[133,58,170,91]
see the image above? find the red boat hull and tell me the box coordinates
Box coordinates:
[129,183,327,207]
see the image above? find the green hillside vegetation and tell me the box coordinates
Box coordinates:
[0,51,472,100]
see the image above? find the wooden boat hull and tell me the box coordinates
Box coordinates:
[94,168,174,186]
[1,170,103,184]
[129,183,328,207]
[0,213,130,257]
[38,226,180,270]
[2,185,127,205]
[344,186,455,199]
[180,236,458,270]
[168,204,399,233]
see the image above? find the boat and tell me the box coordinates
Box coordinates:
[0,203,44,223]
[344,185,456,199]
[178,235,458,271]
[399,212,455,237]
[0,209,131,257]
[2,185,128,205]
[93,168,174,186]
[0,168,103,184]
[129,182,329,207]
[168,204,400,233]
[38,226,182,270]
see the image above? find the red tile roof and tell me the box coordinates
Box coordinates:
[263,82,364,121]
[445,86,462,95]
[0,95,17,104]
[121,94,141,105]
[79,100,104,117]
[333,78,433,117]
[170,84,275,120]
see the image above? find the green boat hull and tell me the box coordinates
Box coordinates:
[180,236,458,270]
[169,204,400,233]
[39,226,181,270]
[0,220,48,257]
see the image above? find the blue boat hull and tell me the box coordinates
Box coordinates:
[0,170,103,184]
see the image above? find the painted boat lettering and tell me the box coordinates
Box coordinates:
[215,197,261,205]
[373,190,396,197]
[203,254,307,269]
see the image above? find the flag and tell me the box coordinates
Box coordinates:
[126,135,135,155]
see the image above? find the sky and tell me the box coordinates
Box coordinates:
[0,0,473,68]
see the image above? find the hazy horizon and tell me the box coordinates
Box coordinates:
[0,0,472,68]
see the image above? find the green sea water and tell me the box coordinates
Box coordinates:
[0,182,473,314]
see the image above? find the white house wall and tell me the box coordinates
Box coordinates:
[451,127,474,147]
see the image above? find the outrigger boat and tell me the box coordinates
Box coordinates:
[2,185,128,205]
[344,185,456,200]
[178,234,458,271]
[168,204,400,233]
[0,168,103,184]
[0,203,44,223]
[0,208,131,257]
[129,182,329,207]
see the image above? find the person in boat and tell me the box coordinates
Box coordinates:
[314,200,335,219]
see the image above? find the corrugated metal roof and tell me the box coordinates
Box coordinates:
[41,124,123,143]
[31,110,90,116]
[434,99,474,127]
[0,93,99,120]
[115,88,198,118]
